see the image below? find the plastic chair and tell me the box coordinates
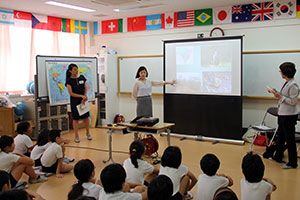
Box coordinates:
[250,107,278,153]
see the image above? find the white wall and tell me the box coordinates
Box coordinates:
[87,18,300,130]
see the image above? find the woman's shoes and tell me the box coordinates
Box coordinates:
[86,133,92,140]
[74,137,80,143]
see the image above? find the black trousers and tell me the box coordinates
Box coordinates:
[274,115,298,168]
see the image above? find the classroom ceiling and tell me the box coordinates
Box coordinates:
[0,0,271,22]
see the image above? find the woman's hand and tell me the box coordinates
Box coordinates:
[171,80,176,85]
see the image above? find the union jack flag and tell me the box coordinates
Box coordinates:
[232,5,242,14]
[252,1,274,21]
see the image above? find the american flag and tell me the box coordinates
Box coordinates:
[174,10,194,27]
[252,2,274,21]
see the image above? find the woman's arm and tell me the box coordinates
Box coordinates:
[132,82,138,99]
[66,84,85,99]
[152,80,176,86]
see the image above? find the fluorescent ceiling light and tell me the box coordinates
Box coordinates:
[45,1,96,12]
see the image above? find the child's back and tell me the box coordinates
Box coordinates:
[196,154,231,200]
[99,163,143,200]
[241,152,276,200]
[123,141,155,184]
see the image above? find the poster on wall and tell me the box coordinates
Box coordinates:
[46,61,95,105]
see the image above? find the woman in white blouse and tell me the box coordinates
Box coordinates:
[132,66,175,117]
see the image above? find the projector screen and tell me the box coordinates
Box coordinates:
[165,37,242,96]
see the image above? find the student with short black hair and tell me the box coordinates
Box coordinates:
[99,163,147,200]
[0,170,10,192]
[14,121,34,156]
[0,189,29,200]
[159,146,197,200]
[241,152,276,200]
[148,175,173,200]
[197,153,233,200]
[0,135,47,187]
[123,141,158,185]
[68,159,102,200]
[213,187,238,200]
[0,169,45,200]
[40,129,73,178]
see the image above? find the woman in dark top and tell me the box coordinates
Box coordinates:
[65,64,92,143]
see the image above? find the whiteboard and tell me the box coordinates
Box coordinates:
[36,55,98,100]
[118,55,163,94]
[243,51,300,97]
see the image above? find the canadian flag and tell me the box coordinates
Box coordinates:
[162,12,174,29]
[213,6,232,24]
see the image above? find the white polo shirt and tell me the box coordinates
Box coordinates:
[41,142,63,167]
[13,134,33,154]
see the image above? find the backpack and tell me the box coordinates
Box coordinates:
[113,114,125,123]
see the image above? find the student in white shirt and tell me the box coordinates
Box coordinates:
[30,129,50,167]
[123,141,159,185]
[197,154,233,200]
[148,175,173,200]
[13,121,34,156]
[40,129,73,178]
[0,135,47,188]
[159,146,197,200]
[99,163,147,200]
[241,152,277,200]
[132,66,175,117]
[68,159,102,200]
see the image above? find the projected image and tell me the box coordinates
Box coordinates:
[176,46,194,65]
[165,39,241,96]
[202,71,231,93]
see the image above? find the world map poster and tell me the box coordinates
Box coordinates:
[46,61,95,105]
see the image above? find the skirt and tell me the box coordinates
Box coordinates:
[137,96,153,117]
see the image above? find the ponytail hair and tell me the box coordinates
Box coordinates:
[68,159,95,200]
[65,63,78,86]
[0,135,14,153]
[129,141,145,168]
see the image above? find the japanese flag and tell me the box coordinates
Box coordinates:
[213,6,232,24]
[274,0,296,19]
[162,12,174,29]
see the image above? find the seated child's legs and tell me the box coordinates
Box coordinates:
[144,172,157,185]
[60,163,74,173]
[179,175,190,196]
[42,161,58,173]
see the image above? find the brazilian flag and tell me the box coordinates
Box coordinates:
[195,9,213,26]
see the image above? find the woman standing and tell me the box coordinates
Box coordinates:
[132,66,175,117]
[268,62,299,169]
[65,64,92,143]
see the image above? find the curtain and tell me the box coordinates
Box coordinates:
[0,23,82,93]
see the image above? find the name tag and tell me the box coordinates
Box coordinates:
[79,80,84,84]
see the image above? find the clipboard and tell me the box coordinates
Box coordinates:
[76,101,90,116]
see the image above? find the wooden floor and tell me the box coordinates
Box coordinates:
[24,128,300,200]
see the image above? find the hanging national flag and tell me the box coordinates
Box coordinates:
[162,12,174,29]
[32,14,62,31]
[232,4,252,23]
[297,0,300,18]
[146,14,162,30]
[93,21,100,35]
[14,10,32,28]
[128,16,146,32]
[122,17,127,32]
[0,9,14,25]
[102,19,123,34]
[62,18,71,33]
[195,8,212,26]
[252,2,274,21]
[174,10,194,27]
[73,20,87,34]
[274,0,296,19]
[213,6,232,24]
